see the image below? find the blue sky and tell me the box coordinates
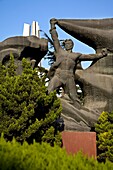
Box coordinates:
[0,0,113,68]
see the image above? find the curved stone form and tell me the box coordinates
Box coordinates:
[57,18,113,52]
[0,36,48,74]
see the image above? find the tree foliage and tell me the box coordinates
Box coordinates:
[95,111,113,162]
[0,56,62,146]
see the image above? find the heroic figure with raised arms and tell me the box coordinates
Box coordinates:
[47,18,107,108]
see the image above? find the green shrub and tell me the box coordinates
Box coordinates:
[95,111,113,162]
[0,56,62,146]
[0,136,113,170]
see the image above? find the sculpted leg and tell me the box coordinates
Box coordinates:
[64,77,81,108]
[47,75,62,94]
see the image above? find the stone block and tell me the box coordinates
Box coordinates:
[62,131,96,159]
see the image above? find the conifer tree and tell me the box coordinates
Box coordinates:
[0,56,62,146]
[95,111,113,162]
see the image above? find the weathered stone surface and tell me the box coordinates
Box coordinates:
[57,18,113,52]
[76,57,113,113]
[0,36,48,74]
[60,98,99,131]
[62,131,96,159]
[61,53,113,130]
[47,18,112,131]
[53,18,113,130]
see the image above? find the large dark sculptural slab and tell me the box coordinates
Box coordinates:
[57,18,113,52]
[0,36,48,74]
[48,18,113,131]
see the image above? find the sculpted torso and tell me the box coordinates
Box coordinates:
[55,48,81,73]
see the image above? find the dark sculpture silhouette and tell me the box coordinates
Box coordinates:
[47,18,109,131]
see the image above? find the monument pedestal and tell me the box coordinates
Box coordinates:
[61,131,96,159]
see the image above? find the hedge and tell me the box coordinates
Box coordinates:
[0,136,113,170]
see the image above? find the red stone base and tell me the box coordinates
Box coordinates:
[61,131,96,159]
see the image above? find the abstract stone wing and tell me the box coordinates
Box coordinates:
[57,18,113,52]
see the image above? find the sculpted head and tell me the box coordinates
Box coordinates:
[63,39,74,51]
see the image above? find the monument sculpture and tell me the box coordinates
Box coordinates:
[0,17,113,131]
[47,18,113,131]
[48,18,107,108]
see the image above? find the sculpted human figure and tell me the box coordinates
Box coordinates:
[47,18,107,108]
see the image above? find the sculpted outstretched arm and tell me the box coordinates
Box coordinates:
[50,18,61,52]
[79,48,108,61]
